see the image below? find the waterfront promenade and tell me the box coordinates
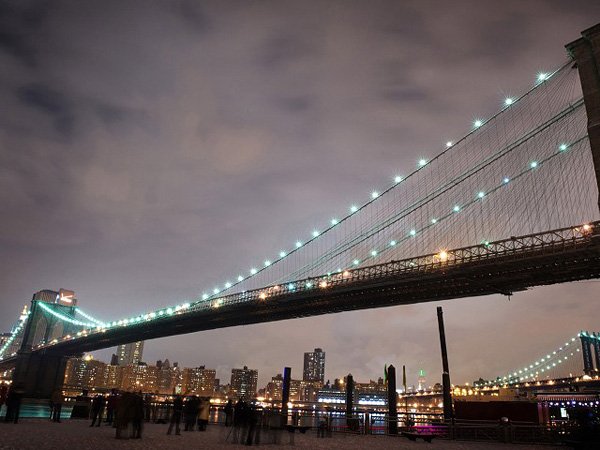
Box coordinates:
[0,420,562,449]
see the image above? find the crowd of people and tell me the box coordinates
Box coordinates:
[1,385,311,445]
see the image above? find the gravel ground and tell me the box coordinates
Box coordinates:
[0,419,563,450]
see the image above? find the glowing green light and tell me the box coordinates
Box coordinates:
[202,293,208,300]
[453,205,460,212]
[446,141,452,148]
[350,205,358,213]
[409,229,416,236]
[477,191,485,199]
[559,144,567,151]
[237,275,244,282]
[431,218,437,224]
[288,283,295,290]
[371,250,377,256]
[504,98,513,106]
[330,219,338,226]
[225,282,232,289]
[279,251,286,258]
[390,240,396,246]
[312,230,319,237]
[537,72,548,82]
[353,259,360,265]
[264,260,271,266]
[295,241,302,248]
[306,282,313,288]
[213,288,219,294]
[503,177,510,183]
[394,175,402,183]
[530,161,538,168]
[250,268,257,275]
[371,191,379,199]
[474,119,483,128]
[418,159,427,167]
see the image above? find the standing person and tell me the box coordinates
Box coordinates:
[51,389,63,423]
[197,397,210,431]
[131,391,144,439]
[232,400,245,443]
[167,395,183,435]
[183,396,195,431]
[105,390,116,425]
[5,384,24,424]
[90,394,105,427]
[224,399,233,427]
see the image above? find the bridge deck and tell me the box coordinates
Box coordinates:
[1,222,599,369]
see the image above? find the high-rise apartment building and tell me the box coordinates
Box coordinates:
[64,356,106,389]
[230,365,258,400]
[303,348,325,383]
[116,341,144,366]
[182,365,216,396]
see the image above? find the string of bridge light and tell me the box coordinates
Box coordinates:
[75,308,106,326]
[275,106,584,284]
[38,302,98,328]
[0,311,29,360]
[39,136,587,343]
[324,137,587,275]
[196,64,570,302]
[33,64,574,344]
[488,335,581,386]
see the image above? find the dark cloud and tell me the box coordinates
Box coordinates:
[2,0,600,388]
[0,0,50,67]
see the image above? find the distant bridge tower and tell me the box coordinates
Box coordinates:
[567,24,600,212]
[12,289,84,398]
[579,331,600,376]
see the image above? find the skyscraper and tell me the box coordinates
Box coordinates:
[230,365,258,400]
[116,341,144,366]
[303,348,325,383]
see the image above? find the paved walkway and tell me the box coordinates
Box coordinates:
[0,420,562,449]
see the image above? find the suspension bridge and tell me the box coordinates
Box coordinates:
[2,24,600,399]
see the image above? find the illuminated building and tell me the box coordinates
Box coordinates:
[120,363,158,392]
[418,369,427,391]
[303,348,325,383]
[116,341,144,366]
[104,364,124,389]
[64,356,106,390]
[230,366,258,400]
[157,359,181,394]
[181,365,216,396]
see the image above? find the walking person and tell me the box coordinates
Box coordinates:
[90,394,105,427]
[167,394,183,435]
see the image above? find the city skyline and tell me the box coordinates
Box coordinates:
[2,1,600,391]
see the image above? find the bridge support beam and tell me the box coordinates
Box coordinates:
[281,366,291,423]
[567,23,600,212]
[11,350,70,398]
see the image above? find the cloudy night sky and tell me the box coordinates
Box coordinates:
[2,0,600,388]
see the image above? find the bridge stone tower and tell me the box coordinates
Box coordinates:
[12,290,84,398]
[567,23,600,212]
